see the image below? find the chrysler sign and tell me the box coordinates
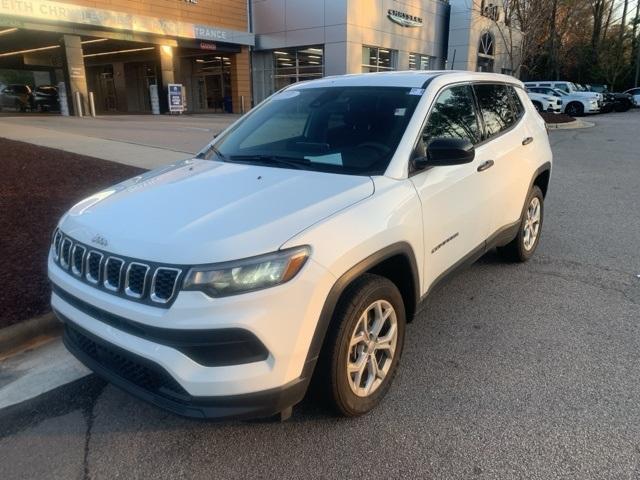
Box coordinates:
[387,9,423,28]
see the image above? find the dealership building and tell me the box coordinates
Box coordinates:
[250,0,450,103]
[0,0,254,114]
[0,0,520,115]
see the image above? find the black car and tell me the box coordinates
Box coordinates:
[31,85,60,112]
[586,84,634,112]
[0,84,32,112]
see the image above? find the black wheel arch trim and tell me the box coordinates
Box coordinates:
[300,242,420,379]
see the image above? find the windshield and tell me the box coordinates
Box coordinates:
[552,89,567,96]
[199,86,423,175]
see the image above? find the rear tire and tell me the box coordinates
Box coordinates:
[498,186,544,262]
[318,274,406,417]
[565,102,584,117]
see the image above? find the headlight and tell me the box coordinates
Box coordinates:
[183,246,310,297]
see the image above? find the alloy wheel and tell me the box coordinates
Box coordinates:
[523,196,541,251]
[346,299,398,397]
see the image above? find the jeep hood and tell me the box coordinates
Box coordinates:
[59,159,374,264]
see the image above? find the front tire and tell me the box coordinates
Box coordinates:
[498,185,544,262]
[320,274,406,417]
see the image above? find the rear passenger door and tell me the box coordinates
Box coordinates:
[473,83,530,236]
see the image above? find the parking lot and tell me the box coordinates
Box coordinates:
[1,110,639,479]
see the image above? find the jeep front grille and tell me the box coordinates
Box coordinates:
[51,229,183,308]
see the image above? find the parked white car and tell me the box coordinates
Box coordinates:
[527,86,599,116]
[49,71,552,420]
[624,88,640,107]
[526,90,562,113]
[524,81,602,113]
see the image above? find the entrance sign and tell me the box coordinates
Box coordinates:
[168,84,184,113]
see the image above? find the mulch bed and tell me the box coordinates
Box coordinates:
[0,138,144,329]
[540,112,576,124]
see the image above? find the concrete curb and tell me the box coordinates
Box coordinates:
[0,312,61,357]
[547,119,595,130]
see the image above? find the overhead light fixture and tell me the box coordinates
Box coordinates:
[274,51,290,55]
[81,38,108,45]
[0,28,18,36]
[83,46,155,58]
[306,48,323,53]
[0,44,59,57]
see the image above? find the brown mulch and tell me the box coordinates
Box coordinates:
[540,112,576,124]
[0,138,145,329]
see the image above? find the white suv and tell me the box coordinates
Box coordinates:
[524,81,602,115]
[49,72,552,420]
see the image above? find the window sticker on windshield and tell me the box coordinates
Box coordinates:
[394,108,407,116]
[305,153,343,166]
[273,90,300,100]
[408,88,425,96]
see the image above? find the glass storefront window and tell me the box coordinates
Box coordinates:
[273,46,324,91]
[362,46,397,73]
[193,55,232,112]
[408,53,435,70]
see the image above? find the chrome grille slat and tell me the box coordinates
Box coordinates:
[60,238,73,269]
[85,250,104,285]
[71,244,86,277]
[125,262,150,299]
[151,267,182,304]
[53,229,63,261]
[51,232,182,307]
[103,257,124,292]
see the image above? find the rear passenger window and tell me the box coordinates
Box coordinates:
[508,87,525,118]
[421,85,480,146]
[474,84,517,138]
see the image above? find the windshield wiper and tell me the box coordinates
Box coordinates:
[227,154,311,170]
[196,143,225,161]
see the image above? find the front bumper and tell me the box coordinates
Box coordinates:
[49,251,336,419]
[60,316,306,419]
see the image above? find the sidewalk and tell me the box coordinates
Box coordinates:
[0,114,237,168]
[0,336,90,410]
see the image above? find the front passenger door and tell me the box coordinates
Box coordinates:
[410,84,494,293]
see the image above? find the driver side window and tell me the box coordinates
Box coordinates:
[420,85,480,151]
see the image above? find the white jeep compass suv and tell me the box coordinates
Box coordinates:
[49,71,552,420]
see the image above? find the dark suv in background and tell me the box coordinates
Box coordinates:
[0,84,32,112]
[586,84,634,112]
[31,85,60,112]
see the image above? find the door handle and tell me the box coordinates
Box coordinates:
[477,160,494,172]
[522,136,534,146]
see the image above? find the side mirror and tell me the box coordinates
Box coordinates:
[413,138,475,170]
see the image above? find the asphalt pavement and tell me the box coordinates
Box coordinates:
[1,110,639,479]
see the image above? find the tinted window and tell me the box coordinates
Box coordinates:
[474,84,517,137]
[421,85,480,147]
[555,83,570,92]
[205,86,422,175]
[508,87,525,117]
[12,85,29,94]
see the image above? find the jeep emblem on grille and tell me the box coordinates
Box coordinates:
[91,234,108,247]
